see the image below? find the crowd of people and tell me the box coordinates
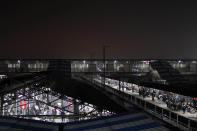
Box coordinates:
[138,86,197,114]
[103,77,197,115]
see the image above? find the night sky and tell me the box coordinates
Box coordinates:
[1,1,197,59]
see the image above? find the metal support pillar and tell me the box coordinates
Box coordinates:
[61,98,64,122]
[0,95,4,115]
[15,92,17,115]
[119,78,120,91]
[188,120,190,129]
[23,85,25,96]
[177,114,179,125]
[73,99,79,121]
[169,111,171,120]
[123,81,125,92]
[27,86,30,115]
[47,91,49,103]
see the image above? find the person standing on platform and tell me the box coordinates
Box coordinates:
[152,90,156,101]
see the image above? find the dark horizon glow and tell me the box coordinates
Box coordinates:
[1,1,197,59]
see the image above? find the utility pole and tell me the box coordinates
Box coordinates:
[89,52,94,82]
[103,45,110,87]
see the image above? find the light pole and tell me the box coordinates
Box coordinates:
[103,45,110,87]
[89,52,95,82]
